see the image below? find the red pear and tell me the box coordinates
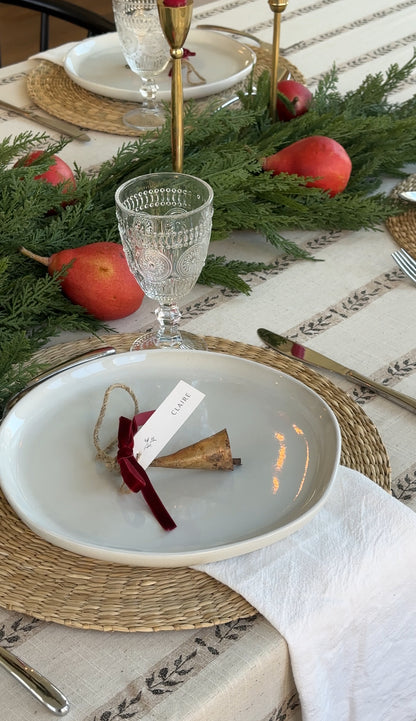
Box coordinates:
[262,135,352,196]
[14,150,76,213]
[276,80,313,121]
[14,150,76,190]
[20,242,144,320]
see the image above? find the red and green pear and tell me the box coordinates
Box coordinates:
[276,80,313,121]
[20,242,144,321]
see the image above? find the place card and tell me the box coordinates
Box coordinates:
[133,380,205,468]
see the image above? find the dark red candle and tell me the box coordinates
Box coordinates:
[163,0,187,6]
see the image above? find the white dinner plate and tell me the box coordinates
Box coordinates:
[63,30,256,102]
[0,350,340,567]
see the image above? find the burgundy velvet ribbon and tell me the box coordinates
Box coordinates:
[117,411,176,531]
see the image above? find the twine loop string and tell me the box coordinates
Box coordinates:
[93,383,176,531]
[93,383,139,472]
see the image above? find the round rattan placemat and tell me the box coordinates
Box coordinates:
[0,334,390,632]
[386,174,416,258]
[26,44,304,136]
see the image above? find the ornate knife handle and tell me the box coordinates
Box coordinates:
[0,646,69,715]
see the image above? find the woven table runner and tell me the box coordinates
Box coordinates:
[0,334,390,633]
[26,45,304,136]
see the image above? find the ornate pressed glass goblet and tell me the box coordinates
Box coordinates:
[115,172,214,350]
[112,0,170,130]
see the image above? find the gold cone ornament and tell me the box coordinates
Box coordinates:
[93,385,241,510]
[150,428,241,470]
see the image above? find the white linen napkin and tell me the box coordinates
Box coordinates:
[194,466,416,721]
[29,42,80,66]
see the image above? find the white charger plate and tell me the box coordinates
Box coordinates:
[63,30,256,102]
[0,350,341,567]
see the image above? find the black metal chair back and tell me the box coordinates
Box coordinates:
[0,0,115,66]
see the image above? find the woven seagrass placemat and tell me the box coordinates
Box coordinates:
[386,174,416,258]
[26,44,304,136]
[0,334,390,632]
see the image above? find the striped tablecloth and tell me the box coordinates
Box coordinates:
[0,0,415,719]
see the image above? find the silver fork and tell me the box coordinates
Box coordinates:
[391,247,416,285]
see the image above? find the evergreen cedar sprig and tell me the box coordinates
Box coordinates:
[1,53,416,411]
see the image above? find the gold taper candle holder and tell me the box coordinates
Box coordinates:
[268,0,289,122]
[157,0,193,172]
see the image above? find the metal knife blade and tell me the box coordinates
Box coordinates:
[196,24,290,81]
[0,98,90,142]
[2,346,116,419]
[196,23,266,47]
[257,328,416,415]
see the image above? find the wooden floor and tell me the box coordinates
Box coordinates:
[0,1,114,67]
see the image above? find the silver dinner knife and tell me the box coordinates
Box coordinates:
[2,345,116,419]
[0,646,69,715]
[257,328,416,414]
[0,98,90,142]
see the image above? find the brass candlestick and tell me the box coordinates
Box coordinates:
[157,0,193,172]
[268,0,288,122]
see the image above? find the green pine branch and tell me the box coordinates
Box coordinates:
[199,255,279,294]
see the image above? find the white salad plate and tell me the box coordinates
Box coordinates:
[0,350,341,567]
[63,30,256,102]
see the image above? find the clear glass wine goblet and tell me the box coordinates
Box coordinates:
[112,0,170,130]
[115,172,214,350]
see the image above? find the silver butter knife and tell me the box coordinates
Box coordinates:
[257,328,416,414]
[0,98,90,142]
[0,645,69,715]
[196,23,266,47]
[3,345,116,419]
[196,23,289,76]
